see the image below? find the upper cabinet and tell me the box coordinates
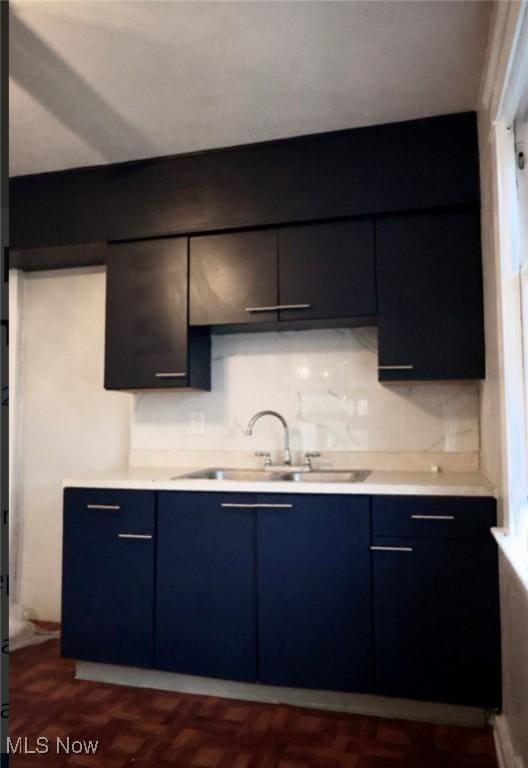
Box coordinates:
[105,238,210,391]
[11,113,479,251]
[190,220,377,329]
[190,230,278,326]
[376,208,484,381]
[278,220,376,322]
[10,113,486,385]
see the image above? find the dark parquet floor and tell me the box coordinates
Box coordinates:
[10,635,498,768]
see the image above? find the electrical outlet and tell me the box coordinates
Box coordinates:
[190,411,206,435]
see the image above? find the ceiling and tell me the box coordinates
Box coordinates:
[9,1,492,177]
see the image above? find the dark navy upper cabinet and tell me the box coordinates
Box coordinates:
[190,230,278,327]
[155,493,258,682]
[11,113,479,251]
[105,238,210,391]
[371,496,500,708]
[257,494,372,692]
[376,208,485,381]
[61,489,156,668]
[278,220,376,323]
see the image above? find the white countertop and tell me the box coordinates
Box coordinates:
[63,467,495,497]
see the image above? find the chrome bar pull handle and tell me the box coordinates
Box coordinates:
[155,372,187,379]
[411,514,455,521]
[370,546,413,552]
[255,503,293,509]
[87,504,120,510]
[245,305,279,313]
[118,533,153,540]
[220,503,293,509]
[245,304,311,313]
[220,503,256,509]
[378,365,414,371]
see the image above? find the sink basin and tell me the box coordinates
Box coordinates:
[281,470,371,483]
[176,467,371,483]
[177,468,281,481]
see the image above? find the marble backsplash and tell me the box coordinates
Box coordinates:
[129,328,480,468]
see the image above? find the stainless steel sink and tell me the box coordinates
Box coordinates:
[176,467,371,483]
[176,468,282,481]
[280,470,371,483]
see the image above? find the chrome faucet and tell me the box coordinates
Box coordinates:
[246,410,292,466]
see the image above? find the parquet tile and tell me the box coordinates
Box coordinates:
[9,636,498,768]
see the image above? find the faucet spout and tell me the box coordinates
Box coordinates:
[246,410,292,466]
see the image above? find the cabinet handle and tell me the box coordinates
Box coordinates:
[370,546,413,552]
[245,304,311,313]
[378,365,414,371]
[221,503,255,509]
[117,533,153,540]
[255,503,293,509]
[411,514,455,521]
[155,372,187,379]
[220,503,293,509]
[86,504,120,510]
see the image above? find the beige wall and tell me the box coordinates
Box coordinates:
[478,105,528,767]
[499,555,528,765]
[12,268,130,621]
[478,114,505,513]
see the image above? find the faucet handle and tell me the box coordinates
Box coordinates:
[303,451,320,469]
[255,451,272,467]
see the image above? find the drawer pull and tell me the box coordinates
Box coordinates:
[221,503,255,509]
[155,372,186,379]
[86,504,120,510]
[411,515,455,520]
[378,365,414,371]
[254,503,293,509]
[245,304,311,313]
[118,533,153,540]
[371,546,413,552]
[276,304,311,311]
[220,503,293,509]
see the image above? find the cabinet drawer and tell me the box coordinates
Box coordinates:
[63,488,155,533]
[372,496,496,540]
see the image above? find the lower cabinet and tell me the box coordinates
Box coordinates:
[61,489,156,667]
[154,492,371,690]
[371,496,501,708]
[155,492,258,682]
[257,494,371,692]
[61,489,500,709]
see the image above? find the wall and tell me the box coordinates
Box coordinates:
[12,268,130,621]
[478,3,528,764]
[479,118,528,767]
[130,328,480,469]
[499,555,528,766]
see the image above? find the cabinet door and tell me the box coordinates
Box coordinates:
[61,489,156,667]
[190,230,278,326]
[278,220,376,322]
[372,537,501,707]
[105,237,199,390]
[376,209,485,380]
[155,493,257,682]
[257,494,372,692]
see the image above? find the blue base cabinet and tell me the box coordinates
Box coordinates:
[61,489,156,667]
[257,494,371,692]
[155,492,258,682]
[61,488,500,709]
[371,496,501,708]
